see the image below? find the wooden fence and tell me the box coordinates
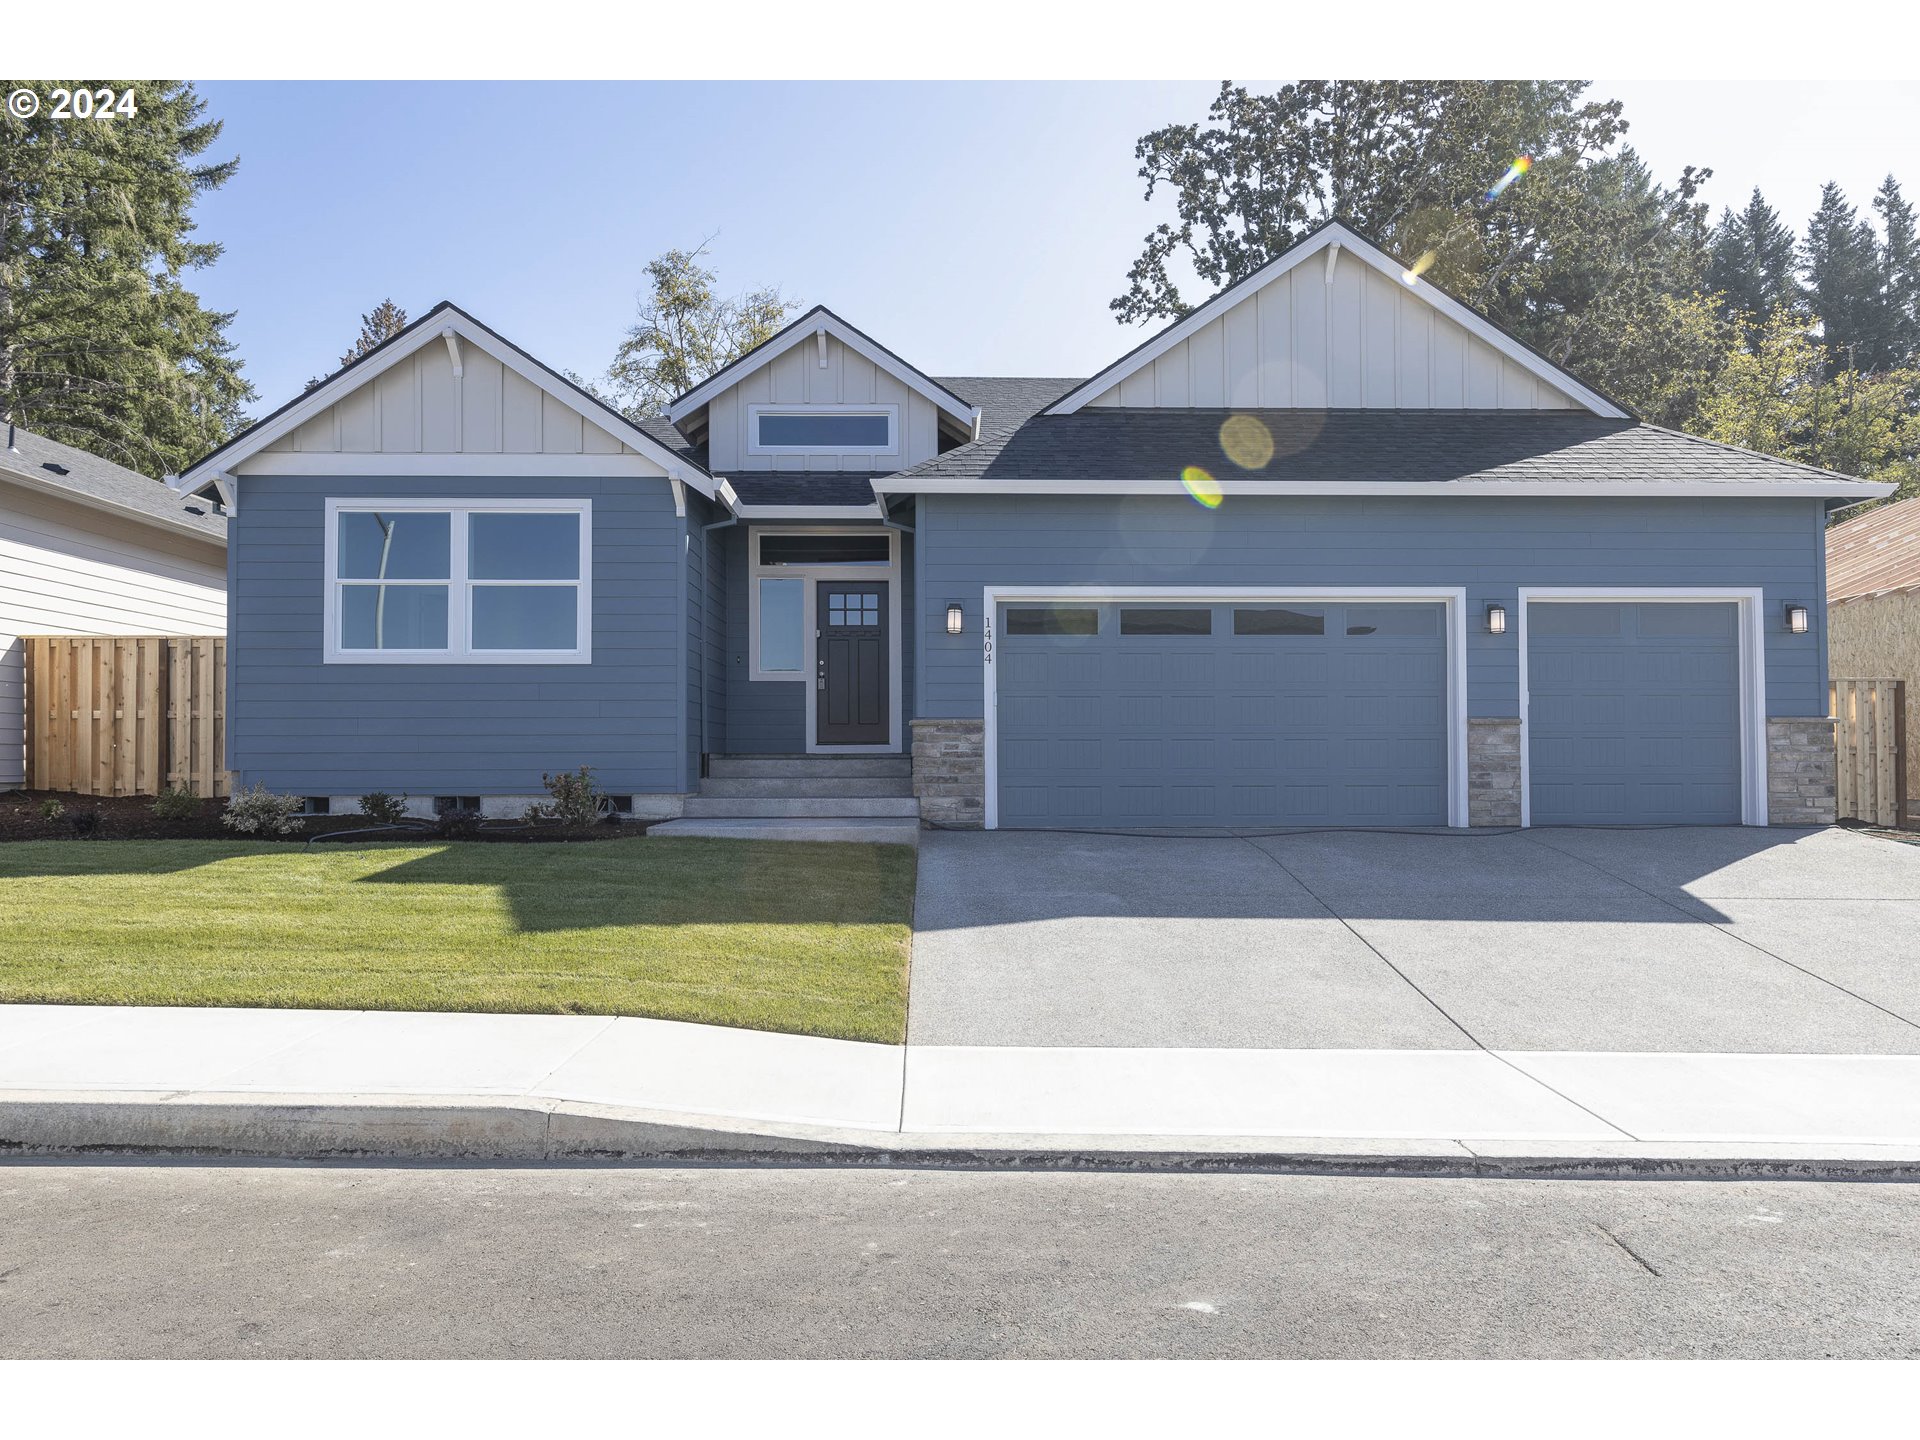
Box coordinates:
[23,637,230,798]
[1831,678,1908,829]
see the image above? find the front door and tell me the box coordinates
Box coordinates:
[816,581,889,746]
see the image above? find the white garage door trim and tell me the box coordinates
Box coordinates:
[1517,587,1768,828]
[980,585,1469,831]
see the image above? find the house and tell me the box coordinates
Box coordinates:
[172,221,1891,831]
[2,427,227,789]
[1826,493,1920,818]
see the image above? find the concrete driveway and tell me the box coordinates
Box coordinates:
[906,827,1920,1053]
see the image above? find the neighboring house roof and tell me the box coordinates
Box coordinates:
[1044,219,1632,420]
[1828,494,1920,602]
[174,301,713,498]
[666,305,979,431]
[874,409,1894,500]
[1,426,225,543]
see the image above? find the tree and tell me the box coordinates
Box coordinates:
[1707,188,1802,341]
[1802,182,1892,373]
[1598,290,1734,432]
[307,299,409,388]
[605,241,794,417]
[1108,80,1712,392]
[0,80,253,478]
[1873,176,1920,367]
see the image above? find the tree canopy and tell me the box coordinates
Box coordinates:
[604,242,795,418]
[0,80,253,478]
[307,298,409,389]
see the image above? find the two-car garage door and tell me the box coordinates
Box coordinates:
[995,600,1449,828]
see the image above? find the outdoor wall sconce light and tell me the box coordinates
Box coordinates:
[1485,602,1508,636]
[1785,602,1810,635]
[946,603,965,636]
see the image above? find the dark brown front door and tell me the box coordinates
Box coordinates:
[816,581,889,745]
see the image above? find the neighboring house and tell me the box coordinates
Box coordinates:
[173,221,1890,830]
[1827,494,1920,817]
[2,427,227,789]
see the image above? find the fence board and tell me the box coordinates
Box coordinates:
[1833,678,1907,828]
[23,635,230,798]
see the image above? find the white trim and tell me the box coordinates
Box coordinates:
[1045,223,1628,418]
[748,525,903,754]
[980,585,1469,831]
[232,452,674,479]
[667,309,974,430]
[746,403,898,458]
[875,476,1897,501]
[322,497,593,666]
[178,307,714,498]
[1515,587,1769,828]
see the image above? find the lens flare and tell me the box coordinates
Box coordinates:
[1400,249,1439,286]
[1484,155,1533,202]
[1181,465,1223,509]
[1218,414,1274,470]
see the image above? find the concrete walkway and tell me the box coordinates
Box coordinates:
[5,1002,1920,1161]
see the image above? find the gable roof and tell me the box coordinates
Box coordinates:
[174,301,713,497]
[1044,220,1630,420]
[666,305,979,431]
[874,409,1895,500]
[2,425,225,542]
[1828,495,1920,602]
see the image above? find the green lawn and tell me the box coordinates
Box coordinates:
[0,837,914,1043]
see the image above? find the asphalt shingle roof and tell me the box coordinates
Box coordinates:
[1,427,225,540]
[1827,494,1920,603]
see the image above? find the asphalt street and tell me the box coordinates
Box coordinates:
[2,1161,1918,1358]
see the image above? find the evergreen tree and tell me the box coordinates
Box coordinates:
[1874,176,1920,366]
[308,299,410,388]
[0,80,253,478]
[1803,182,1892,372]
[1707,188,1801,340]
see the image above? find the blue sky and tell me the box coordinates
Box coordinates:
[191,80,1920,415]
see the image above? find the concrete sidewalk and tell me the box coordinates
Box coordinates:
[4,1002,1920,1169]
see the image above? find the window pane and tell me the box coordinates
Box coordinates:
[1235,607,1325,636]
[1121,607,1212,636]
[756,413,890,449]
[340,585,449,649]
[470,512,579,580]
[758,578,804,671]
[337,512,450,579]
[1345,605,1440,637]
[471,586,579,650]
[1004,607,1098,636]
[1636,603,1735,638]
[758,534,890,567]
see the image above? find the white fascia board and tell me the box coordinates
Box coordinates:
[667,311,973,430]
[0,466,225,545]
[232,452,673,478]
[1044,222,1628,419]
[874,477,1898,500]
[728,500,885,521]
[178,309,715,499]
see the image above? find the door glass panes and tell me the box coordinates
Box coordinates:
[828,592,880,626]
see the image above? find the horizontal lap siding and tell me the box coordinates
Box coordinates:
[720,523,805,752]
[228,474,684,794]
[918,494,1827,721]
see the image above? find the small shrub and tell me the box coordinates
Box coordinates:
[68,808,102,839]
[432,806,483,840]
[39,797,65,822]
[222,784,305,836]
[358,791,410,826]
[533,765,606,828]
[151,786,203,822]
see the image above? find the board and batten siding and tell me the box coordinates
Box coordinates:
[1086,261,1581,411]
[262,343,642,458]
[703,332,945,474]
[915,494,1830,721]
[227,473,687,797]
[1,482,226,787]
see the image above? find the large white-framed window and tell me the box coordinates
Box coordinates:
[746,404,898,457]
[323,497,592,665]
[747,525,896,683]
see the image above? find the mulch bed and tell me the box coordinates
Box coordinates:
[0,790,644,844]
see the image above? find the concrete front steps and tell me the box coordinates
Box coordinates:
[649,753,922,845]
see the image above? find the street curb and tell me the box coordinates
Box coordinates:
[5,1093,1920,1181]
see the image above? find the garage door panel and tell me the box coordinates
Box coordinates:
[996,600,1448,829]
[1528,601,1741,826]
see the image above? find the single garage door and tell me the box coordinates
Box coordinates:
[1527,601,1742,825]
[995,600,1448,829]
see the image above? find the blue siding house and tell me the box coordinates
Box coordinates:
[175,223,1890,831]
